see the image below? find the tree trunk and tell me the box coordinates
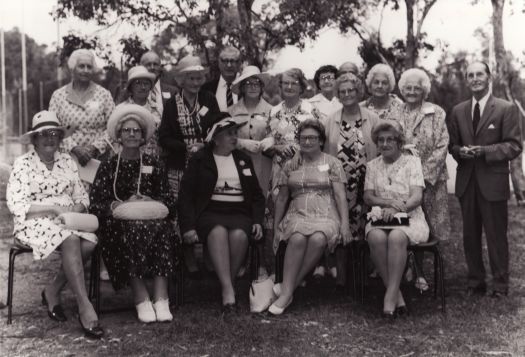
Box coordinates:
[237,0,262,68]
[404,0,416,68]
[491,0,513,100]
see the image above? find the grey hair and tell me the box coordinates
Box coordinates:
[335,73,364,99]
[219,46,241,59]
[371,120,406,147]
[398,68,431,100]
[67,49,98,72]
[365,64,396,94]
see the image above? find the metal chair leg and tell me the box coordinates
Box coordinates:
[7,248,16,325]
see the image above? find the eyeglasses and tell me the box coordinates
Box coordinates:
[377,137,397,144]
[244,80,262,87]
[281,80,300,87]
[132,80,152,88]
[298,135,319,143]
[319,74,335,81]
[35,130,62,139]
[121,127,142,135]
[220,58,240,65]
[338,88,357,96]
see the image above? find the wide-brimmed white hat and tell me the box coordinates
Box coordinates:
[107,103,156,142]
[126,65,156,90]
[20,111,73,144]
[231,66,270,95]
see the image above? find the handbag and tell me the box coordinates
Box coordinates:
[57,212,99,232]
[249,274,276,313]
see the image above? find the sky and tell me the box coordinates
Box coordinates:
[0,0,524,77]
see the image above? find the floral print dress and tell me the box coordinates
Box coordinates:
[6,149,97,260]
[361,94,403,121]
[89,154,177,290]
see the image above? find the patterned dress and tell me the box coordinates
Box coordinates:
[361,94,403,121]
[397,102,450,241]
[89,154,177,290]
[6,149,97,260]
[337,117,367,240]
[274,153,347,253]
[265,100,319,229]
[364,154,429,244]
[49,82,115,154]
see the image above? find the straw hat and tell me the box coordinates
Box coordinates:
[20,111,73,144]
[205,112,248,142]
[126,65,156,90]
[107,103,156,142]
[231,66,270,95]
[174,55,207,75]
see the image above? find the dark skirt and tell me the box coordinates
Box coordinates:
[196,200,253,242]
[99,217,177,290]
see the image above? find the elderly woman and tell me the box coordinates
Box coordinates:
[364,121,429,318]
[7,111,103,338]
[361,63,403,121]
[49,49,114,166]
[324,73,381,287]
[397,68,450,289]
[228,66,273,197]
[270,119,350,315]
[159,55,220,275]
[118,65,161,157]
[90,104,177,323]
[178,113,265,310]
[265,68,320,234]
[308,65,342,118]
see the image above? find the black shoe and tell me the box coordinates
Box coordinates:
[41,290,67,322]
[381,310,397,321]
[466,285,486,297]
[490,290,508,299]
[221,302,238,314]
[78,316,104,339]
[395,305,409,317]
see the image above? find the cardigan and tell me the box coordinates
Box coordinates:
[177,147,265,234]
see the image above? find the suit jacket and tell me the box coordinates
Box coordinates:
[201,78,220,96]
[447,95,522,201]
[177,147,265,234]
[158,80,179,104]
[323,106,380,161]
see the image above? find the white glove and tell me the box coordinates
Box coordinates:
[237,138,261,153]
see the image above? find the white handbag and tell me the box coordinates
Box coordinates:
[249,274,276,313]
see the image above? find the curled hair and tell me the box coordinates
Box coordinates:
[313,65,338,90]
[371,120,405,147]
[67,49,98,72]
[398,68,431,100]
[365,64,396,94]
[296,119,327,149]
[335,73,364,99]
[278,68,308,94]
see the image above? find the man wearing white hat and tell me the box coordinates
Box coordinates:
[202,46,242,111]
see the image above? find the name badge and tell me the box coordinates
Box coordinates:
[242,168,252,176]
[141,166,153,174]
[198,106,209,116]
[318,164,329,172]
[162,91,171,99]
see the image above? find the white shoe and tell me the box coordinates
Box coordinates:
[268,296,293,315]
[136,299,156,323]
[153,298,173,322]
[100,269,110,281]
[273,283,281,297]
[313,266,325,278]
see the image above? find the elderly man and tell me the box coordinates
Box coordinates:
[202,46,242,111]
[140,51,178,116]
[338,61,359,77]
[448,61,522,298]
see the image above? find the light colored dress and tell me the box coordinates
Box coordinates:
[308,93,342,120]
[6,149,97,260]
[274,153,347,253]
[364,154,429,244]
[228,98,273,196]
[49,82,115,154]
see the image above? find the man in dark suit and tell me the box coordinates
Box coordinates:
[448,61,522,297]
[201,46,241,111]
[140,51,179,116]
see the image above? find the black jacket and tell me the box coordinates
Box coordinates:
[177,147,265,234]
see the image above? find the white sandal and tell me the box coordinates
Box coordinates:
[136,299,156,323]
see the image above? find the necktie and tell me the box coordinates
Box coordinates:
[473,102,480,132]
[226,83,233,108]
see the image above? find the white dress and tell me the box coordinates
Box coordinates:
[6,149,97,259]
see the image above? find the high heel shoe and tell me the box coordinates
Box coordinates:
[41,290,67,322]
[268,296,293,315]
[381,310,397,321]
[395,305,409,317]
[78,316,104,339]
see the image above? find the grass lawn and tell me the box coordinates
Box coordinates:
[1,195,525,356]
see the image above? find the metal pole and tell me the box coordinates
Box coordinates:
[21,0,28,133]
[18,89,22,137]
[56,6,62,88]
[39,82,44,110]
[1,28,7,160]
